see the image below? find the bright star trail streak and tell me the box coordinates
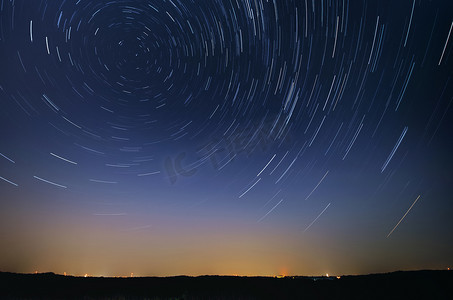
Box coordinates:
[439,20,453,66]
[50,152,78,165]
[0,176,18,187]
[257,198,284,223]
[381,126,408,173]
[33,176,67,189]
[304,202,331,233]
[0,0,452,277]
[387,195,421,238]
[305,170,329,201]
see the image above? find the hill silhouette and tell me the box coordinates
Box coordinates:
[0,270,451,299]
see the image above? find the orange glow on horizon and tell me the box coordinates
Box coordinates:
[278,267,289,277]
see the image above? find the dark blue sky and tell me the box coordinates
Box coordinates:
[0,0,452,276]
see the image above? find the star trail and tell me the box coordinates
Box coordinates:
[0,0,452,277]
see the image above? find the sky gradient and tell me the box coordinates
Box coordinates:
[1,0,452,277]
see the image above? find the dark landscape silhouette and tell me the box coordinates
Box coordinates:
[1,270,452,299]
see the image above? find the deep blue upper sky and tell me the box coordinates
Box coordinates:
[0,0,452,276]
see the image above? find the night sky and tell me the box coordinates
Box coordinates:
[1,0,452,277]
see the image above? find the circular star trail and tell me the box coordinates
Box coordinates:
[0,0,452,276]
